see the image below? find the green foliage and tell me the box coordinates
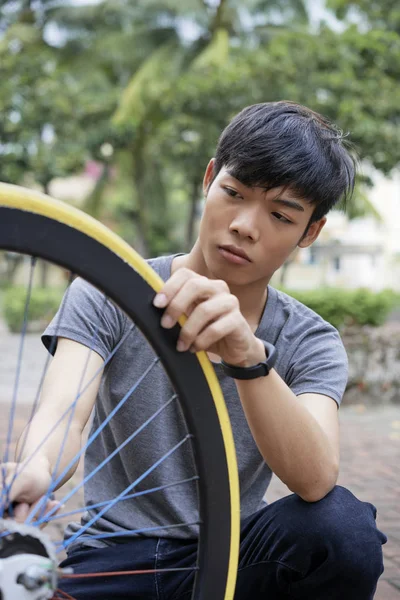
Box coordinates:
[327,0,400,33]
[284,287,400,329]
[112,41,183,127]
[2,0,400,256]
[2,287,64,333]
[0,16,88,188]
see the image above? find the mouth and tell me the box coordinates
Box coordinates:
[218,245,251,264]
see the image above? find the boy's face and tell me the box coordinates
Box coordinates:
[198,160,326,287]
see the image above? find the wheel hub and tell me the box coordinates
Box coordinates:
[0,519,58,600]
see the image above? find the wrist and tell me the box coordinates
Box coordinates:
[22,454,51,474]
[232,338,266,368]
[221,339,277,380]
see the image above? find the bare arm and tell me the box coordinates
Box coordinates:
[235,365,340,502]
[7,337,103,507]
[153,267,342,503]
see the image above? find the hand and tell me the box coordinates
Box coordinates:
[153,268,265,367]
[1,460,62,528]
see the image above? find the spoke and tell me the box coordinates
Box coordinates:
[10,326,141,517]
[13,273,73,466]
[60,567,198,579]
[39,355,160,517]
[0,256,36,517]
[50,294,109,484]
[58,521,200,546]
[65,521,201,546]
[0,323,135,518]
[0,319,136,519]
[36,392,178,525]
[43,476,199,523]
[61,435,192,551]
[37,293,109,522]
[53,589,76,600]
[5,274,73,517]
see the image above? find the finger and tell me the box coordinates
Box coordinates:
[28,497,60,524]
[177,294,238,352]
[3,463,40,505]
[160,278,228,330]
[190,313,239,352]
[153,268,200,309]
[4,473,24,505]
[7,479,41,506]
[47,500,63,515]
[13,502,30,523]
[39,500,64,530]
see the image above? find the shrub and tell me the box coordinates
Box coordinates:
[283,288,400,330]
[2,286,63,333]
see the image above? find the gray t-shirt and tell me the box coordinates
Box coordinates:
[43,254,348,553]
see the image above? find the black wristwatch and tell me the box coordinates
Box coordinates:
[220,340,277,380]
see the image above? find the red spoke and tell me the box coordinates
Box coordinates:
[60,567,197,579]
[53,589,76,600]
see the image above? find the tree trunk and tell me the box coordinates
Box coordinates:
[210,0,228,35]
[131,145,151,258]
[5,254,24,284]
[186,178,202,250]
[39,260,49,288]
[39,182,52,287]
[279,260,291,287]
[279,247,300,287]
[83,162,110,219]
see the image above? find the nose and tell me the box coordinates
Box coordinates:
[229,208,260,242]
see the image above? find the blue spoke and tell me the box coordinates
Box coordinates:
[0,257,36,518]
[0,323,136,517]
[0,530,11,540]
[28,356,160,524]
[42,476,199,523]
[14,273,73,466]
[35,393,178,525]
[61,435,192,550]
[56,521,200,549]
[5,274,74,514]
[37,294,109,522]
[41,357,159,501]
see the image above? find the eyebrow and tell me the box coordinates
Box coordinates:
[272,198,305,212]
[224,172,306,212]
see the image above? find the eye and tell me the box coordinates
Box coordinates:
[272,212,292,224]
[223,186,240,198]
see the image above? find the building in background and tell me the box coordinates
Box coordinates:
[274,168,400,291]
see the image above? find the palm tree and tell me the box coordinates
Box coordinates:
[111,0,310,255]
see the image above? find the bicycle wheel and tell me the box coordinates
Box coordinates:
[0,182,240,600]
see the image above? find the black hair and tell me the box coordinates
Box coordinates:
[213,101,356,224]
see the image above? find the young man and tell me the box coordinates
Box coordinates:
[5,101,386,599]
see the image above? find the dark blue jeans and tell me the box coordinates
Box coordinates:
[59,486,387,599]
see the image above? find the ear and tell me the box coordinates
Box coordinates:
[203,158,215,196]
[298,217,327,248]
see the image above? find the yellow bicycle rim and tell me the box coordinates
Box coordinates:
[0,181,240,600]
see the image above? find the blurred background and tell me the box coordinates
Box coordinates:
[2,0,400,403]
[1,1,400,596]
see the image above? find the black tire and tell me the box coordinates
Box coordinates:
[0,183,240,600]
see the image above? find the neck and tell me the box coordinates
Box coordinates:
[172,240,269,329]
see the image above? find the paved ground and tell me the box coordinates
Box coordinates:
[266,405,400,598]
[1,327,399,598]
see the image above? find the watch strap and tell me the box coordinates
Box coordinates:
[220,340,277,380]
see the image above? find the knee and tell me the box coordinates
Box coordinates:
[282,486,386,579]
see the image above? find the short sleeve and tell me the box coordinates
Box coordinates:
[42,277,126,360]
[285,324,348,406]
